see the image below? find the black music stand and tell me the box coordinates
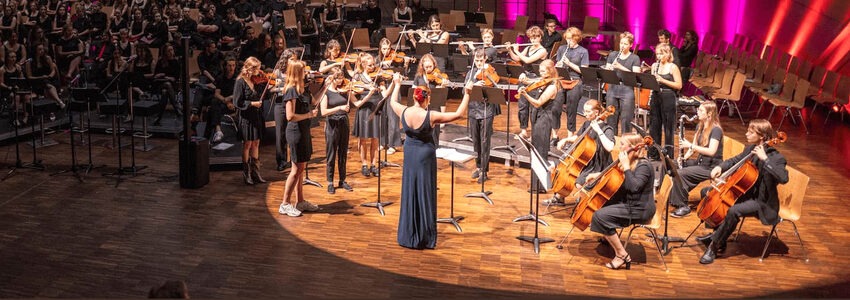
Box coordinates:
[414,43,450,58]
[515,135,554,253]
[580,67,603,100]
[426,87,449,148]
[464,85,502,205]
[513,135,549,227]
[491,64,520,157]
[363,92,396,216]
[2,82,44,181]
[437,150,474,232]
[51,88,90,182]
[636,72,662,91]
[74,87,106,174]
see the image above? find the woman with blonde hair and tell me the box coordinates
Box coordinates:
[669,101,723,218]
[649,42,683,161]
[511,25,549,139]
[278,60,320,217]
[233,57,266,185]
[517,59,559,190]
[604,31,641,134]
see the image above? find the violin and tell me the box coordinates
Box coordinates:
[369,69,395,80]
[251,72,276,86]
[571,136,654,231]
[474,65,500,87]
[515,77,560,99]
[333,53,360,64]
[550,106,616,197]
[697,132,788,227]
[425,69,448,85]
[383,49,415,64]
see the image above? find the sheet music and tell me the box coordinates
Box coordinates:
[436,148,474,163]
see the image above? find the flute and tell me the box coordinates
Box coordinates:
[400,29,441,34]
[492,43,536,49]
[450,41,488,45]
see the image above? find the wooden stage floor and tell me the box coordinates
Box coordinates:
[1,101,850,298]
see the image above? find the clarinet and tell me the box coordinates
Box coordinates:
[677,114,699,168]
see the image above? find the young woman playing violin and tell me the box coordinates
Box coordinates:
[351,54,395,177]
[318,39,355,77]
[517,59,559,189]
[668,101,723,218]
[378,37,415,70]
[587,132,656,270]
[545,99,616,206]
[512,26,549,140]
[412,53,450,144]
[697,119,788,264]
[278,60,321,217]
[463,48,501,182]
[233,57,268,185]
[319,66,355,194]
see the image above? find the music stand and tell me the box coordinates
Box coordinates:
[636,72,661,91]
[363,93,395,216]
[437,149,474,232]
[515,135,554,253]
[491,64,520,157]
[426,87,449,148]
[51,88,94,182]
[75,87,106,174]
[505,65,527,80]
[513,134,550,227]
[580,67,602,100]
[464,12,487,25]
[463,86,501,205]
[2,81,44,181]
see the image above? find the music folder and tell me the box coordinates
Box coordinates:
[635,72,662,91]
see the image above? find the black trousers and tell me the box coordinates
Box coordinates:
[518,96,532,130]
[203,100,224,139]
[470,116,494,173]
[325,117,349,184]
[669,163,712,208]
[650,90,678,149]
[605,85,634,135]
[274,102,289,165]
[564,82,583,132]
[702,187,762,246]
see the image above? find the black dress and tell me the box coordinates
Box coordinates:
[530,82,556,181]
[233,78,264,141]
[397,108,437,249]
[283,86,312,163]
[352,72,380,139]
[590,159,656,235]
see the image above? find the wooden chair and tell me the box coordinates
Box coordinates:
[499,29,518,45]
[282,9,297,30]
[733,166,809,262]
[823,76,850,124]
[709,71,748,125]
[806,65,826,97]
[797,59,813,80]
[581,16,600,39]
[482,12,494,29]
[767,77,810,134]
[810,72,840,118]
[757,73,797,118]
[621,175,670,271]
[514,15,529,36]
[700,68,736,95]
[351,28,376,52]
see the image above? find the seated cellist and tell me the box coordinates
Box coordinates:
[587,132,655,270]
[697,119,789,264]
[545,99,615,206]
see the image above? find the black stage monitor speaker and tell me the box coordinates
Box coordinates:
[179,137,210,188]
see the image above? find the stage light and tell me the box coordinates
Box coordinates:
[833,103,841,112]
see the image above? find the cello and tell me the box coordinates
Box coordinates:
[550,106,615,197]
[696,132,787,228]
[571,136,653,231]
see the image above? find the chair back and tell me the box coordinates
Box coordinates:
[820,71,839,98]
[582,16,599,38]
[514,15,529,34]
[722,136,746,160]
[648,175,673,229]
[777,73,798,97]
[809,65,827,87]
[836,76,850,105]
[499,30,518,45]
[787,56,799,74]
[351,29,372,51]
[713,68,736,94]
[384,27,401,44]
[188,9,200,22]
[751,60,767,81]
[549,41,561,59]
[188,50,202,78]
[482,12,494,28]
[777,166,808,222]
[797,59,813,79]
[283,9,297,29]
[726,72,748,101]
[791,78,810,106]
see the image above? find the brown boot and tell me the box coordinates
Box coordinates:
[250,158,266,183]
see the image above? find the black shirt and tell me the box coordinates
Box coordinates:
[325,90,348,120]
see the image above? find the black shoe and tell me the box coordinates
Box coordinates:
[327,184,336,194]
[477,172,489,184]
[471,168,481,179]
[542,196,566,206]
[371,165,379,177]
[277,161,291,172]
[340,182,353,191]
[670,206,691,218]
[361,165,370,177]
[700,242,718,264]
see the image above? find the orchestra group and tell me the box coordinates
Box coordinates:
[3,0,787,270]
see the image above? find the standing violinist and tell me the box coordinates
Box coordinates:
[378,37,413,70]
[553,27,589,139]
[270,49,295,171]
[517,59,559,190]
[697,119,788,264]
[510,26,548,140]
[604,32,642,135]
[279,60,321,217]
[586,132,656,270]
[351,54,392,178]
[318,39,354,77]
[319,66,354,194]
[546,99,615,206]
[464,49,500,183]
[669,101,723,218]
[375,38,404,155]
[412,54,449,145]
[233,57,267,185]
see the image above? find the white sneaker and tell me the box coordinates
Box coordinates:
[387,147,396,155]
[212,130,223,143]
[278,203,302,217]
[296,200,320,212]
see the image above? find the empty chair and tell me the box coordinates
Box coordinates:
[767,77,810,134]
[709,71,748,125]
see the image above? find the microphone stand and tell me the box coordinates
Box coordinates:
[101,57,138,187]
[2,84,44,181]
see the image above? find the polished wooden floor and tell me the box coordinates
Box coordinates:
[2,100,850,298]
